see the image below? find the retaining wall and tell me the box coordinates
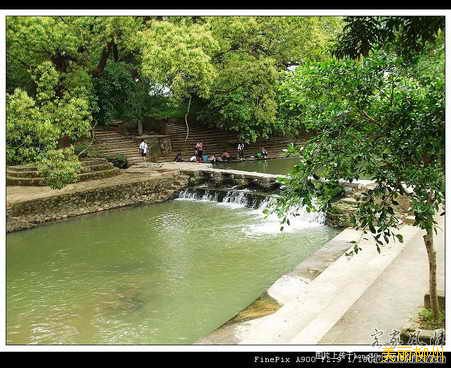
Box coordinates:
[7,173,189,233]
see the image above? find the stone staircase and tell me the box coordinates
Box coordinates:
[92,122,304,165]
[7,158,119,186]
[93,129,143,166]
[157,121,303,162]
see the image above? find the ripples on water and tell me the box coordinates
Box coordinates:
[7,196,338,344]
[176,188,326,236]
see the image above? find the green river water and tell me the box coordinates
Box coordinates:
[7,197,338,345]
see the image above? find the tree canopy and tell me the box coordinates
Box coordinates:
[6,15,342,187]
[333,16,444,59]
[275,17,444,320]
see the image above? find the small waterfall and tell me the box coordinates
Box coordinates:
[177,187,266,209]
[176,187,326,233]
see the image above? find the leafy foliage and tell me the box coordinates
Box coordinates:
[37,147,81,189]
[106,153,128,169]
[137,16,342,142]
[7,88,59,165]
[334,16,444,59]
[7,62,92,165]
[417,307,445,330]
[139,21,219,100]
[276,42,444,245]
[201,17,342,142]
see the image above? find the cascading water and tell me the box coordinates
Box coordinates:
[176,187,326,234]
[177,187,261,208]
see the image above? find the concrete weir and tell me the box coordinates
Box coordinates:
[180,167,283,191]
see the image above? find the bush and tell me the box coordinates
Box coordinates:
[106,153,128,169]
[417,308,445,330]
[37,147,81,189]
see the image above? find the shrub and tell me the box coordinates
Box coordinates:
[106,153,128,169]
[37,147,81,189]
[417,308,445,330]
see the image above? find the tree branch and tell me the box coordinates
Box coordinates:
[92,41,113,77]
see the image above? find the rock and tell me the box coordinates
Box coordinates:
[400,325,445,345]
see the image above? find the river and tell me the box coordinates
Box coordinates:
[7,191,338,344]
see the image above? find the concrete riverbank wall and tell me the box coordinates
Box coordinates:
[6,170,189,233]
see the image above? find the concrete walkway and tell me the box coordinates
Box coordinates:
[320,215,445,345]
[198,215,444,345]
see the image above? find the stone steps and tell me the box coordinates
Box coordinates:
[159,121,297,162]
[7,167,120,186]
[97,149,142,157]
[94,123,301,164]
[95,138,136,144]
[7,162,114,178]
[93,129,143,166]
[7,158,108,172]
[7,158,120,186]
[95,141,139,147]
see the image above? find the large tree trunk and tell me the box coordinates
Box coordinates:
[423,229,440,320]
[137,121,143,136]
[92,41,113,77]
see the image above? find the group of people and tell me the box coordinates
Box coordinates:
[174,142,268,163]
[237,143,266,160]
[181,141,232,163]
[237,143,267,160]
[140,138,268,163]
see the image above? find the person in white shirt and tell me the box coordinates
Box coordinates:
[237,143,245,160]
[139,139,149,161]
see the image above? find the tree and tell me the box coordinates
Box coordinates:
[138,16,343,143]
[7,16,343,186]
[201,16,342,142]
[6,16,146,187]
[334,16,444,59]
[7,62,92,188]
[139,20,219,141]
[275,41,444,320]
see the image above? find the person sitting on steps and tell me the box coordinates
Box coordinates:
[221,151,231,162]
[195,142,204,162]
[175,152,183,162]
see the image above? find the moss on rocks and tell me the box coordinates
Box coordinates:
[223,292,281,326]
